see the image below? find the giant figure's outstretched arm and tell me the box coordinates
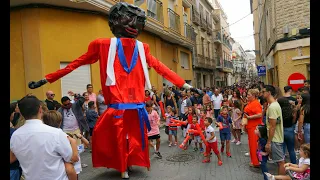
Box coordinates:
[28,40,101,89]
[144,44,192,90]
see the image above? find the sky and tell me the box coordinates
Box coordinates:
[218,0,255,53]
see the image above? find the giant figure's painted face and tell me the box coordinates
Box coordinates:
[108,2,146,38]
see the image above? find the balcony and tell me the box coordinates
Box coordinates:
[168,8,180,33]
[205,57,215,69]
[184,23,194,41]
[214,32,222,43]
[191,30,197,42]
[196,54,206,67]
[192,9,200,26]
[147,0,164,23]
[205,57,210,66]
[223,38,232,50]
[213,13,220,22]
[200,16,207,31]
[207,17,212,35]
[223,60,234,73]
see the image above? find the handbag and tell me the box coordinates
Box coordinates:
[241,114,248,126]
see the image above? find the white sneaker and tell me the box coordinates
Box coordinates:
[245,152,250,156]
[168,142,172,147]
[121,171,129,179]
[231,139,237,143]
[236,141,241,145]
[264,172,275,180]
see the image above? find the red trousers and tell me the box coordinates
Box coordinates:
[246,126,259,166]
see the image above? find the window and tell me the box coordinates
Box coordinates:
[200,5,203,18]
[60,63,91,98]
[180,51,190,69]
[168,0,176,10]
[201,37,205,55]
[134,0,144,6]
[207,41,210,58]
[147,0,157,18]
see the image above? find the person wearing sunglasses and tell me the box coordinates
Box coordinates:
[45,91,61,110]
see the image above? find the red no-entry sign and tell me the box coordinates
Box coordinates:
[287,73,306,91]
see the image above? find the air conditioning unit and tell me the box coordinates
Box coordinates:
[283,25,289,35]
[299,28,310,35]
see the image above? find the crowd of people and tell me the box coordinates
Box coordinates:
[144,80,310,180]
[10,84,105,180]
[9,80,311,180]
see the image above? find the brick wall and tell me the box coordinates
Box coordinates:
[259,0,310,58]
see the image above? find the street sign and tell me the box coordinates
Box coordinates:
[257,65,266,76]
[287,73,306,91]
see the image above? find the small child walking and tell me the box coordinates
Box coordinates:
[146,100,162,159]
[216,106,232,157]
[231,100,242,145]
[189,115,204,152]
[202,117,223,166]
[255,125,269,180]
[166,106,178,147]
[205,105,214,119]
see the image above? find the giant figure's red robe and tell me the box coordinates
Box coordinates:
[45,38,186,172]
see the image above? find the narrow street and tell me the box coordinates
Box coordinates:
[79,126,278,180]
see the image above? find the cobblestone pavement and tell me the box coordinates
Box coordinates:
[79,126,279,180]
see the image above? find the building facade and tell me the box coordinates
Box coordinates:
[251,0,310,90]
[232,42,248,84]
[190,0,216,89]
[211,0,233,87]
[10,0,196,101]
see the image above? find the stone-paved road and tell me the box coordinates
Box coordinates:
[79,126,278,180]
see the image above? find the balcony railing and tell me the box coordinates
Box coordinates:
[191,30,196,42]
[211,58,216,68]
[192,8,200,26]
[213,13,220,22]
[147,0,164,23]
[205,57,210,66]
[168,8,180,33]
[196,54,205,67]
[214,32,222,43]
[223,60,234,70]
[184,23,193,41]
[200,16,207,31]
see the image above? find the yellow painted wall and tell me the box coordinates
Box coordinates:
[10,11,26,101]
[274,46,310,93]
[38,8,113,100]
[11,7,194,101]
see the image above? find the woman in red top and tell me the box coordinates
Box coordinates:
[145,90,152,103]
[243,89,263,167]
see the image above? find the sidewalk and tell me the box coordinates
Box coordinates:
[79,126,278,180]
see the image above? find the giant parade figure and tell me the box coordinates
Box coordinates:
[28,2,193,179]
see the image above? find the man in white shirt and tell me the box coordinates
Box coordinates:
[211,89,223,119]
[10,95,75,180]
